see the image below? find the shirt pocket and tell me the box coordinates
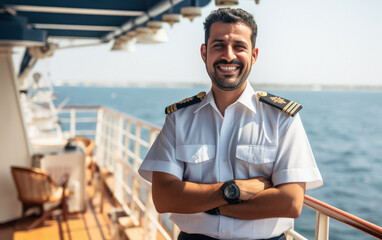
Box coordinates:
[176,145,215,182]
[176,145,215,163]
[235,145,277,178]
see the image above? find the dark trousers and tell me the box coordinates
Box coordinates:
[178,231,286,240]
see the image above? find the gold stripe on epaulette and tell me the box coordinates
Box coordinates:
[289,103,301,116]
[286,102,299,116]
[165,92,206,114]
[178,97,193,104]
[282,101,294,112]
[168,104,176,114]
[197,92,206,99]
[286,102,298,115]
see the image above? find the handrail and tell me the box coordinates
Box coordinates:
[60,105,101,110]
[100,106,161,130]
[304,195,382,239]
[57,106,99,138]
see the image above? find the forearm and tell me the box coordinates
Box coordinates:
[152,171,226,214]
[219,182,306,220]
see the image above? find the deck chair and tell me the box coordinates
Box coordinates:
[73,136,95,184]
[11,166,70,230]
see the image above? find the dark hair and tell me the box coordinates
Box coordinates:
[203,8,258,49]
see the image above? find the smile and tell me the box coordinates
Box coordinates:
[217,64,240,74]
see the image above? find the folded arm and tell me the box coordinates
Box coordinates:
[151,171,270,214]
[152,171,305,219]
[219,182,306,219]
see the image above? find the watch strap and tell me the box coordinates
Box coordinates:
[204,207,220,215]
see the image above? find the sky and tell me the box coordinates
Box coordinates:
[15,0,382,86]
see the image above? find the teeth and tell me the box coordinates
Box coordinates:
[219,66,237,71]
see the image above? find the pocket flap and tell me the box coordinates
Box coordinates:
[236,145,277,164]
[176,145,215,163]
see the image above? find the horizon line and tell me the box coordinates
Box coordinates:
[52,81,382,91]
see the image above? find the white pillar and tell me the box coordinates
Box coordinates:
[0,47,32,223]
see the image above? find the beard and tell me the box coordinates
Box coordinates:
[208,59,251,91]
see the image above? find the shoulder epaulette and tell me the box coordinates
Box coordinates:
[165,92,206,114]
[257,91,302,117]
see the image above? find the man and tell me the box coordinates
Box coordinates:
[139,8,322,240]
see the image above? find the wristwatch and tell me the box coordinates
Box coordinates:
[221,180,241,204]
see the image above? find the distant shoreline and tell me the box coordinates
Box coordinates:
[53,81,382,91]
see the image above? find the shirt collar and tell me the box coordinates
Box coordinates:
[193,89,217,113]
[236,83,257,113]
[194,83,257,114]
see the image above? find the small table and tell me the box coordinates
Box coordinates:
[33,142,87,213]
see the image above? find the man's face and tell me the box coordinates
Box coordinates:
[201,22,258,91]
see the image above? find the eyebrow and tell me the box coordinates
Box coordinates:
[209,39,249,47]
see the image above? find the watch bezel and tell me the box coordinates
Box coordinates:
[222,180,241,204]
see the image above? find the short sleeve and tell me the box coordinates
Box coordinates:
[272,114,323,190]
[138,114,184,182]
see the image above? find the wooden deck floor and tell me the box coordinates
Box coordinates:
[0,186,114,240]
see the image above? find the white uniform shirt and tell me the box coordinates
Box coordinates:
[139,83,323,240]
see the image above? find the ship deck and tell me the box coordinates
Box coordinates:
[0,185,114,240]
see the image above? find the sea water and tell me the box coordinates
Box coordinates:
[54,86,382,240]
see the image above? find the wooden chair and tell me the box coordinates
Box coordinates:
[73,136,95,184]
[11,166,70,230]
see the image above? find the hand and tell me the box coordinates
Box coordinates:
[235,177,273,201]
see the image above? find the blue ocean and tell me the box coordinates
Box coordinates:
[54,86,382,240]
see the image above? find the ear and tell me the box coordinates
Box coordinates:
[201,44,207,63]
[251,47,259,65]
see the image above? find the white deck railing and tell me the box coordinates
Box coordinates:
[59,106,382,240]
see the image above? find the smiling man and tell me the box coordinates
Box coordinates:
[139,8,322,240]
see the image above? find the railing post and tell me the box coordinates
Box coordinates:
[70,108,76,138]
[115,117,125,201]
[106,115,114,171]
[115,159,124,204]
[130,174,141,226]
[124,120,131,163]
[129,123,142,227]
[133,124,142,171]
[144,189,158,240]
[95,107,104,167]
[116,116,124,159]
[123,120,131,210]
[315,212,329,240]
[172,223,180,240]
[148,129,157,146]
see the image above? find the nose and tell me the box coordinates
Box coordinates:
[221,46,236,62]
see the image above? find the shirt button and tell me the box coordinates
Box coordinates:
[193,155,199,161]
[253,156,257,161]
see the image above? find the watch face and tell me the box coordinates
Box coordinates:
[224,184,238,199]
